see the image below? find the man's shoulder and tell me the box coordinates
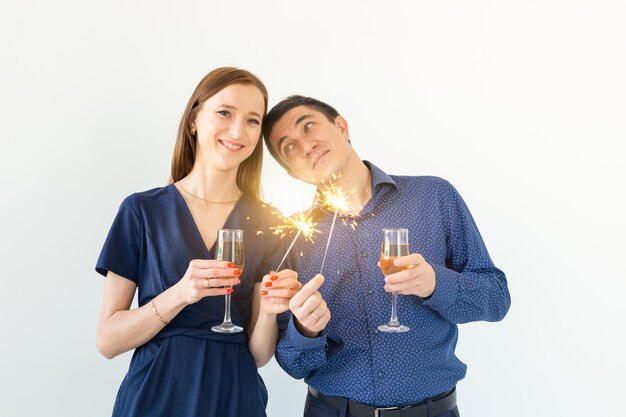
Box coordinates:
[390,174,453,191]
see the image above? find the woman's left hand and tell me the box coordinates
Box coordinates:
[259,269,301,315]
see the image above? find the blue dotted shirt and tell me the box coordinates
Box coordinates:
[276,161,511,407]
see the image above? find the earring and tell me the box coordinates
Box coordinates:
[191,128,196,135]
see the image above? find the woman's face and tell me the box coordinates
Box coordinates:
[192,83,264,172]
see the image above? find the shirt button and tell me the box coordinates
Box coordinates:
[367,287,374,295]
[361,251,367,258]
[378,371,384,379]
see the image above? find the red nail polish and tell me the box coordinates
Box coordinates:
[234,269,241,275]
[227,262,235,268]
[261,290,268,295]
[265,282,272,287]
[227,288,234,294]
[271,275,278,281]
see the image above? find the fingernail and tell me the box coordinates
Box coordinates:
[234,269,241,275]
[264,282,273,287]
[261,290,268,295]
[234,279,241,285]
[227,288,234,293]
[271,275,278,281]
[227,262,235,268]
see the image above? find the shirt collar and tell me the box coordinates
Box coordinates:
[310,160,397,218]
[363,160,397,192]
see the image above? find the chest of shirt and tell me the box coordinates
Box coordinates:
[290,197,449,306]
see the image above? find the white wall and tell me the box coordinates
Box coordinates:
[1,1,624,416]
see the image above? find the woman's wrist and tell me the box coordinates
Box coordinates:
[256,310,278,325]
[163,282,189,310]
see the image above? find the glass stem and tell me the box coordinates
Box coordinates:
[223,292,233,325]
[389,292,399,326]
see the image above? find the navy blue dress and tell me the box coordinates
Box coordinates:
[96,184,284,417]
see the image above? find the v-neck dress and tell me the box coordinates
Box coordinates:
[96,184,284,417]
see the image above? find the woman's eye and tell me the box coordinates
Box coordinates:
[217,110,231,117]
[284,143,295,154]
[248,118,261,125]
[304,122,313,133]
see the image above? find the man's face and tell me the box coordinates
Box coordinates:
[268,106,352,185]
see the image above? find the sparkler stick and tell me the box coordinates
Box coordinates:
[319,209,338,274]
[271,211,319,271]
[317,179,353,275]
[276,228,302,271]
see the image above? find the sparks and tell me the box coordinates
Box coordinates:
[317,180,352,215]
[270,210,320,271]
[316,178,355,274]
[270,211,319,243]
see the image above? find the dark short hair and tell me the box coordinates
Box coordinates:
[263,95,340,169]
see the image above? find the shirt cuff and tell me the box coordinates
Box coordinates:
[423,264,459,312]
[285,315,327,350]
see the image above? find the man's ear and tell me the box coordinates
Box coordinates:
[335,115,350,142]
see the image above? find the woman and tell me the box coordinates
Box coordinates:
[95,67,299,417]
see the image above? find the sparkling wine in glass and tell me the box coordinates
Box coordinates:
[212,229,244,334]
[378,228,410,333]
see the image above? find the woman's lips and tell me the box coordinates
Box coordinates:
[219,140,244,151]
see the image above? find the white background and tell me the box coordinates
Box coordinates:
[1,1,625,416]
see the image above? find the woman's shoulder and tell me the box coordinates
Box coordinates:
[117,185,176,214]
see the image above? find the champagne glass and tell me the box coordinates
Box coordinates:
[378,228,410,333]
[212,229,244,333]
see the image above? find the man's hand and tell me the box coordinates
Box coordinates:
[383,253,436,298]
[288,274,331,337]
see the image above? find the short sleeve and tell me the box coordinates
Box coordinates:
[95,194,143,283]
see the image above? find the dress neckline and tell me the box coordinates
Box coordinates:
[168,183,245,258]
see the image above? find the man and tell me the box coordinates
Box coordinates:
[263,96,511,417]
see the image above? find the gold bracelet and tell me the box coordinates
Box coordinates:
[150,299,169,325]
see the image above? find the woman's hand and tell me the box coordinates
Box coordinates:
[259,269,301,316]
[175,259,242,305]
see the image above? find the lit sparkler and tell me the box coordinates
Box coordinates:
[317,179,354,274]
[271,211,319,270]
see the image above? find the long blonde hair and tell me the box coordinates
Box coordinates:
[170,67,268,200]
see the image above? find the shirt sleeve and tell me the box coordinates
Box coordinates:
[423,181,511,323]
[95,194,143,283]
[274,312,329,380]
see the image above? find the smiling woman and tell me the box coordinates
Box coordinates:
[94,67,300,417]
[171,68,268,200]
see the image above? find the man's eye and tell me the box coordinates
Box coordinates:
[217,110,231,117]
[284,143,295,154]
[304,122,313,133]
